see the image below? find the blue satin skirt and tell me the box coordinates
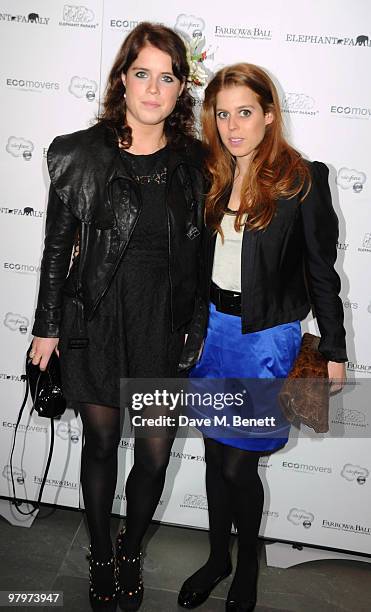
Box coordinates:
[188,303,302,451]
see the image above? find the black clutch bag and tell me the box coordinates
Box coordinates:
[26,346,66,418]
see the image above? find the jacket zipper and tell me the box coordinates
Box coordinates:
[88,160,187,321]
[88,174,142,320]
[164,160,193,331]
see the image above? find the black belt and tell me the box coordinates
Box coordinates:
[210,282,241,316]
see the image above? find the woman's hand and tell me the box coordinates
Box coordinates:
[328,361,346,394]
[29,337,60,371]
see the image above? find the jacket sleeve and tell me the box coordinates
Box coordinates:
[301,161,347,362]
[178,163,209,372]
[31,183,79,337]
[178,227,209,371]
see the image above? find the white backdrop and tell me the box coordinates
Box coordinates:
[1,0,371,558]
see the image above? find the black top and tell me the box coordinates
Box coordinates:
[120,146,168,263]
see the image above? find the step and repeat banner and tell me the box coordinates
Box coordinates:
[1,0,371,557]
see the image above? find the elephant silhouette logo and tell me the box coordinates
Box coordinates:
[363,233,371,248]
[356,34,369,46]
[23,207,34,215]
[28,13,39,23]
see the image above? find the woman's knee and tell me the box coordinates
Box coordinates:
[83,430,121,462]
[221,453,260,488]
[133,440,172,480]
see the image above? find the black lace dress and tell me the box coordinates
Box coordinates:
[59,146,185,407]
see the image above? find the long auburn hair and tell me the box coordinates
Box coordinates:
[202,63,311,233]
[98,22,195,148]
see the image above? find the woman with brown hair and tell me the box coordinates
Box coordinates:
[178,63,347,611]
[29,22,205,611]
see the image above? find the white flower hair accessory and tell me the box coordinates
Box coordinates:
[181,35,214,89]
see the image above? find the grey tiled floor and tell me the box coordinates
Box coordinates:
[0,506,370,611]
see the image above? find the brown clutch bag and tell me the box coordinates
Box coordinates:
[278,333,330,433]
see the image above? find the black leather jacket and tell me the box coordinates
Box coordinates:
[202,161,347,363]
[32,122,207,368]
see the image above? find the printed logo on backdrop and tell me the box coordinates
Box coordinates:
[3,261,40,275]
[119,438,134,451]
[0,205,44,218]
[342,299,357,309]
[56,422,81,443]
[170,450,205,462]
[285,32,370,47]
[282,461,332,475]
[6,78,60,93]
[33,475,78,489]
[337,242,349,251]
[2,464,26,484]
[263,510,279,519]
[332,406,368,428]
[180,493,208,510]
[6,137,34,161]
[346,362,371,375]
[115,492,126,502]
[69,76,98,101]
[0,372,24,382]
[114,492,165,506]
[336,167,366,192]
[258,457,272,469]
[0,12,50,25]
[330,105,371,120]
[282,93,318,117]
[215,24,272,40]
[175,14,205,39]
[322,518,371,535]
[341,463,369,485]
[59,5,98,29]
[2,420,48,434]
[287,508,314,529]
[3,312,29,334]
[109,18,139,32]
[358,233,371,253]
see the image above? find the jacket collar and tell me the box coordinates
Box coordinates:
[92,121,204,180]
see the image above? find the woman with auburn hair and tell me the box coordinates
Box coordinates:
[178,63,347,611]
[29,22,206,611]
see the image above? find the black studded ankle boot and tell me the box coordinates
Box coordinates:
[115,528,144,612]
[88,546,119,611]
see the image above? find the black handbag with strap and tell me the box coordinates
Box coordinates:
[9,344,66,515]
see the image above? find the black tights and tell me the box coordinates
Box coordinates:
[189,438,264,598]
[79,403,175,559]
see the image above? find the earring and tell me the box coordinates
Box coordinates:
[123,92,126,99]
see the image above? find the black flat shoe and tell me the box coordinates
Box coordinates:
[178,560,233,609]
[225,594,257,611]
[225,561,257,612]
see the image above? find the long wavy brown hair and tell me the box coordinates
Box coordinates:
[202,63,311,233]
[98,22,195,148]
